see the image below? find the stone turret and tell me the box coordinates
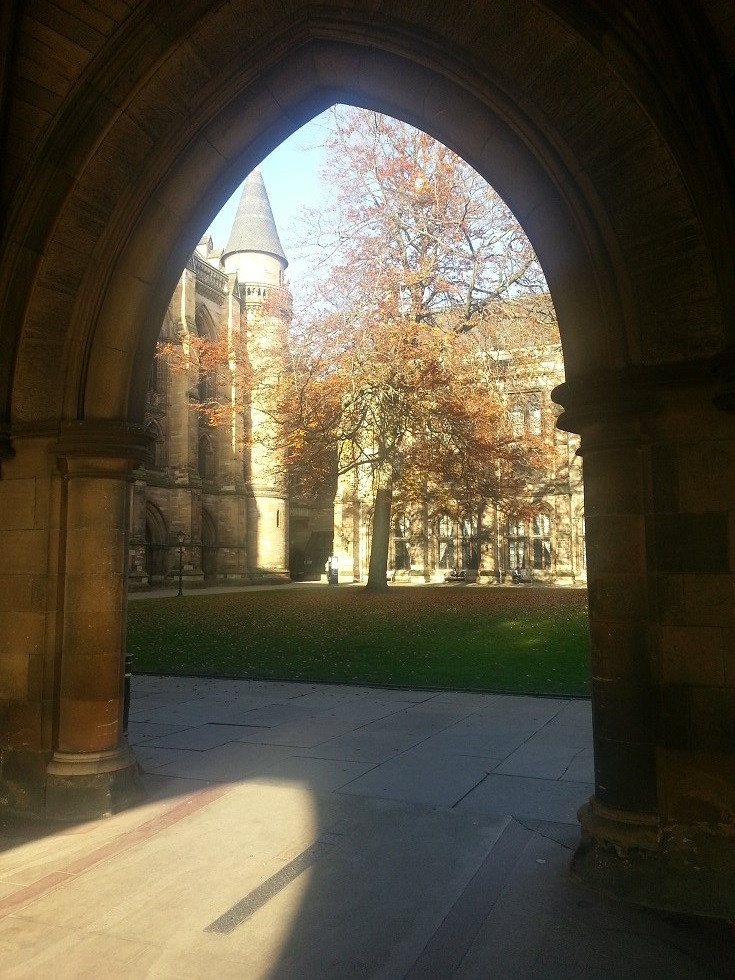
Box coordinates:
[224,168,286,255]
[223,169,291,582]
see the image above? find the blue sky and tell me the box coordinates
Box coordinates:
[205,110,332,287]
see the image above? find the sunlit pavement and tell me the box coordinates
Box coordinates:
[0,677,731,979]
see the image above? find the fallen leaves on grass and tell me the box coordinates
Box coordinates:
[127,586,590,695]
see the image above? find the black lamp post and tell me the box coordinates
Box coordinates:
[177,530,185,596]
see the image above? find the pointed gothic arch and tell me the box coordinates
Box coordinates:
[391,512,411,572]
[198,432,215,481]
[145,419,165,470]
[530,506,553,573]
[195,304,218,343]
[0,1,733,917]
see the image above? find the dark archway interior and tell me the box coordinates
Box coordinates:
[0,0,734,923]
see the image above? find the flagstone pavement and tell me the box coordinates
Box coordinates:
[0,675,732,979]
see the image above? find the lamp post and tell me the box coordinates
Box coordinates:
[177,530,184,596]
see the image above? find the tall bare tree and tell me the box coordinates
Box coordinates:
[285,108,555,590]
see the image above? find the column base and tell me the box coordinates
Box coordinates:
[46,744,147,821]
[572,798,735,921]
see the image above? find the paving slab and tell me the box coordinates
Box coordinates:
[232,697,409,746]
[132,744,210,774]
[297,727,445,764]
[455,771,594,824]
[414,730,518,762]
[232,702,319,728]
[237,714,385,748]
[139,723,262,751]
[126,721,194,742]
[560,746,595,782]
[338,749,496,808]
[494,739,590,779]
[149,738,377,792]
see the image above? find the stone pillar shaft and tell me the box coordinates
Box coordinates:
[0,435,60,813]
[583,421,656,815]
[45,422,150,819]
[556,369,735,919]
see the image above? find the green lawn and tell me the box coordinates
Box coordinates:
[127,585,590,696]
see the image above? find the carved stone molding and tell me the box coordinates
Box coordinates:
[54,420,153,469]
[553,359,717,437]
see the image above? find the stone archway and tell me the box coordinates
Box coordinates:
[0,1,734,916]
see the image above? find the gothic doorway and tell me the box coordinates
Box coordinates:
[145,504,169,587]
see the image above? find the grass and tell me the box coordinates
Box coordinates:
[127,585,590,696]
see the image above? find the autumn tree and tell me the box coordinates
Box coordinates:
[286,107,556,590]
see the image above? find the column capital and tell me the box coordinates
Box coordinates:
[54,419,152,473]
[555,360,715,429]
[553,359,718,450]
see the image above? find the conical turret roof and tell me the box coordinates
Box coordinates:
[223,168,288,267]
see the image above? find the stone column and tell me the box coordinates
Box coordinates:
[212,391,250,583]
[244,291,290,583]
[0,433,59,815]
[45,421,150,820]
[556,367,735,920]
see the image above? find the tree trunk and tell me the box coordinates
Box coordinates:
[476,506,483,576]
[366,483,392,592]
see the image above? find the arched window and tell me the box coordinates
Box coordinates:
[532,512,552,569]
[198,370,215,406]
[510,403,525,438]
[508,518,526,569]
[438,514,454,570]
[198,434,215,481]
[195,306,217,407]
[393,513,411,570]
[461,513,479,569]
[146,420,165,469]
[144,503,169,585]
[148,356,164,396]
